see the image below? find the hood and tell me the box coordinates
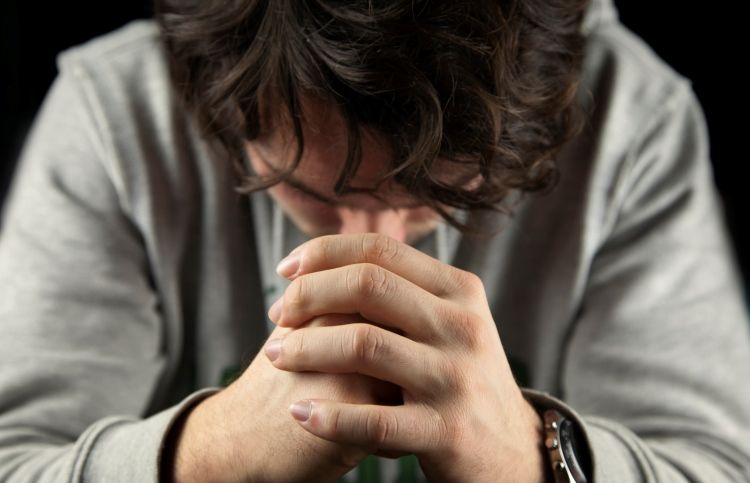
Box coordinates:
[582,0,619,34]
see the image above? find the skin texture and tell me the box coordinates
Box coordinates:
[170,315,402,483]
[244,95,468,245]
[168,99,548,482]
[267,234,547,483]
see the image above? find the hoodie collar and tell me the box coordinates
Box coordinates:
[581,0,619,34]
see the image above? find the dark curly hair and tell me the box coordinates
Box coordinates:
[155,0,591,230]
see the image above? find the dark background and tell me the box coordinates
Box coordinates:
[1,2,746,288]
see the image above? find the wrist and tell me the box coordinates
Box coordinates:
[520,396,555,483]
[520,389,591,483]
[541,409,590,483]
[163,392,251,483]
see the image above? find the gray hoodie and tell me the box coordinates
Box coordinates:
[1,0,749,481]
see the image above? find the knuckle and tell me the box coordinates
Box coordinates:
[349,324,384,365]
[318,236,337,266]
[425,406,457,453]
[284,277,307,312]
[455,269,484,294]
[442,415,467,456]
[438,304,483,349]
[361,233,400,265]
[327,405,343,439]
[419,352,458,397]
[437,357,467,395]
[286,332,305,361]
[365,409,396,446]
[352,263,391,299]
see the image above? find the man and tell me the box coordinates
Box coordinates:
[1,0,749,482]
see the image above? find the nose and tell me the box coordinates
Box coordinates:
[336,207,407,243]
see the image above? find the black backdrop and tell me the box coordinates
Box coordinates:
[1,2,746,286]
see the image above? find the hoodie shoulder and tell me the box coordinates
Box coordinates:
[55,19,160,68]
[578,8,694,165]
[55,19,163,74]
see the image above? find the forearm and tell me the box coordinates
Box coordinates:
[0,390,217,483]
[523,389,750,482]
[585,417,750,482]
[163,390,244,483]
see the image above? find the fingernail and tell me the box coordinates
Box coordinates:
[276,253,300,278]
[268,297,283,322]
[289,400,312,422]
[265,338,282,361]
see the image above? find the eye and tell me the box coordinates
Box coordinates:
[282,182,337,206]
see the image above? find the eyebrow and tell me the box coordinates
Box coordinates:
[251,150,425,209]
[284,175,427,209]
[284,176,345,206]
[250,153,340,205]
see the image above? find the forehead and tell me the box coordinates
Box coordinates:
[247,97,404,186]
[247,94,479,204]
[248,142,424,209]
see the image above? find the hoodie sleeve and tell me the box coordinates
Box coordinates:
[0,56,217,482]
[527,81,750,481]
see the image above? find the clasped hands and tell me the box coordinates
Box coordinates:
[263,233,546,483]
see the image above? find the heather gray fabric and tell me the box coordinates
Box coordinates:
[1,0,749,481]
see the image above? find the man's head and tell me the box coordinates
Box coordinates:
[155,0,590,232]
[243,94,465,242]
